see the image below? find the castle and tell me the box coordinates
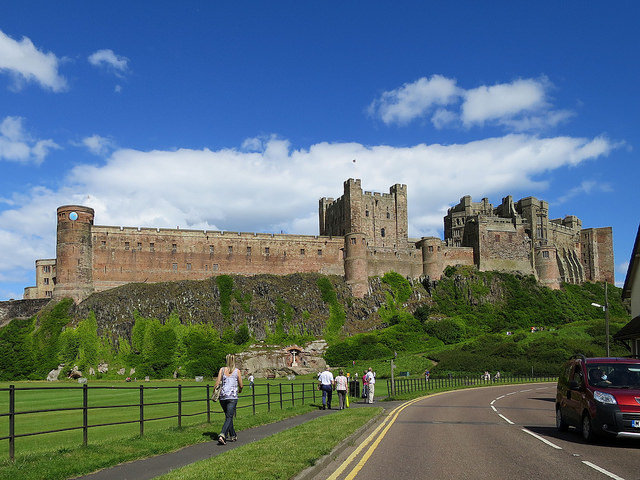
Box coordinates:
[23,179,614,302]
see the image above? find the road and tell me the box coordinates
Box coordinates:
[310,384,640,480]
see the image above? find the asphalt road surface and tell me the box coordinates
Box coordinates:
[311,384,640,480]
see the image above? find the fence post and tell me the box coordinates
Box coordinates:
[9,385,14,461]
[279,383,283,410]
[139,385,144,437]
[291,383,295,407]
[252,383,256,415]
[82,384,88,446]
[207,384,211,423]
[267,383,271,412]
[302,382,305,405]
[178,385,182,428]
[312,381,316,403]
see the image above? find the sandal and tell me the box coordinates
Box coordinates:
[218,435,226,445]
[229,435,237,442]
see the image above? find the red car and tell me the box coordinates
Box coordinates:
[556,355,640,441]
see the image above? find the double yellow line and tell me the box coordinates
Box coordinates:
[327,395,427,480]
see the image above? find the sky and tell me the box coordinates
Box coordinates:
[0,2,638,300]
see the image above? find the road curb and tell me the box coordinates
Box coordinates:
[292,406,388,480]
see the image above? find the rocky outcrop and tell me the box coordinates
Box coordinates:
[0,298,50,329]
[236,340,328,378]
[69,273,429,341]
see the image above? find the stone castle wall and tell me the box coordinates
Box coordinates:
[24,179,615,302]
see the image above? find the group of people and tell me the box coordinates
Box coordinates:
[212,356,378,446]
[482,370,501,381]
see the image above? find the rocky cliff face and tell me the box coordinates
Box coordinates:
[0,298,50,328]
[70,273,429,340]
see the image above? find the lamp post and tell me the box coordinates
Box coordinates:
[591,283,610,357]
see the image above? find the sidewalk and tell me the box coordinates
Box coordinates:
[72,397,389,480]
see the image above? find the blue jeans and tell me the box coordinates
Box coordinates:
[321,384,333,408]
[219,398,237,438]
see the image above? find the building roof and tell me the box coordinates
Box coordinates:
[622,224,640,300]
[613,315,640,340]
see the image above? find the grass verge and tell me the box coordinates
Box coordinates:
[158,407,382,480]
[0,403,315,480]
[385,378,556,401]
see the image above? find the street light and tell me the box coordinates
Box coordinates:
[590,282,610,357]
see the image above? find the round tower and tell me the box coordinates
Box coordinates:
[344,232,368,298]
[534,245,561,290]
[53,205,95,302]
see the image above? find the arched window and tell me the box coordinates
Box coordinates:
[381,228,386,237]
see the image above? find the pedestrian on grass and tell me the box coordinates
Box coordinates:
[215,354,243,445]
[365,367,376,403]
[248,373,254,388]
[335,369,348,410]
[362,370,368,399]
[318,366,335,409]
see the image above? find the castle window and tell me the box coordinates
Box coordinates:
[542,251,549,258]
[247,246,251,255]
[317,249,322,256]
[265,247,270,255]
[387,212,390,219]
[350,238,356,245]
[428,246,433,252]
[101,241,106,247]
[45,291,52,297]
[43,278,49,285]
[495,234,500,242]
[137,242,142,250]
[209,245,214,254]
[365,210,369,217]
[228,246,233,254]
[381,228,386,237]
[212,264,219,271]
[172,263,178,271]
[125,242,130,250]
[43,265,51,273]
[150,243,155,252]
[300,248,305,255]
[205,264,208,271]
[186,263,192,270]
[172,243,177,253]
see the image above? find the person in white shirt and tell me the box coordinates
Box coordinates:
[318,366,335,410]
[248,374,254,388]
[334,370,348,410]
[365,367,376,404]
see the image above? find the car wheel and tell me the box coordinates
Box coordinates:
[582,414,595,442]
[556,407,568,432]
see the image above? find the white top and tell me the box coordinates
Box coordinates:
[220,368,240,400]
[249,375,254,382]
[335,375,348,391]
[365,371,375,384]
[319,370,334,385]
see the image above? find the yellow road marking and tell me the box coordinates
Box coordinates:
[329,391,454,480]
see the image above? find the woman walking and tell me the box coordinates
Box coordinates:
[215,354,243,445]
[335,369,348,410]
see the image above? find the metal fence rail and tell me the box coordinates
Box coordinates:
[0,381,318,461]
[386,374,557,397]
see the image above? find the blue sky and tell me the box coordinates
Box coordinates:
[0,2,637,300]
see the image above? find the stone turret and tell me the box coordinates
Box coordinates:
[534,245,561,289]
[53,205,95,302]
[344,232,368,298]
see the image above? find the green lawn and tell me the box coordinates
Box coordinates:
[0,378,322,459]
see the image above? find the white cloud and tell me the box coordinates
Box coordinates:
[370,75,572,132]
[617,261,629,275]
[555,179,613,205]
[88,49,129,76]
[81,134,114,156]
[0,29,67,92]
[368,75,459,125]
[0,132,619,299]
[0,116,59,164]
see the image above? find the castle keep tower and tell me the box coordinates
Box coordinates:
[53,205,95,302]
